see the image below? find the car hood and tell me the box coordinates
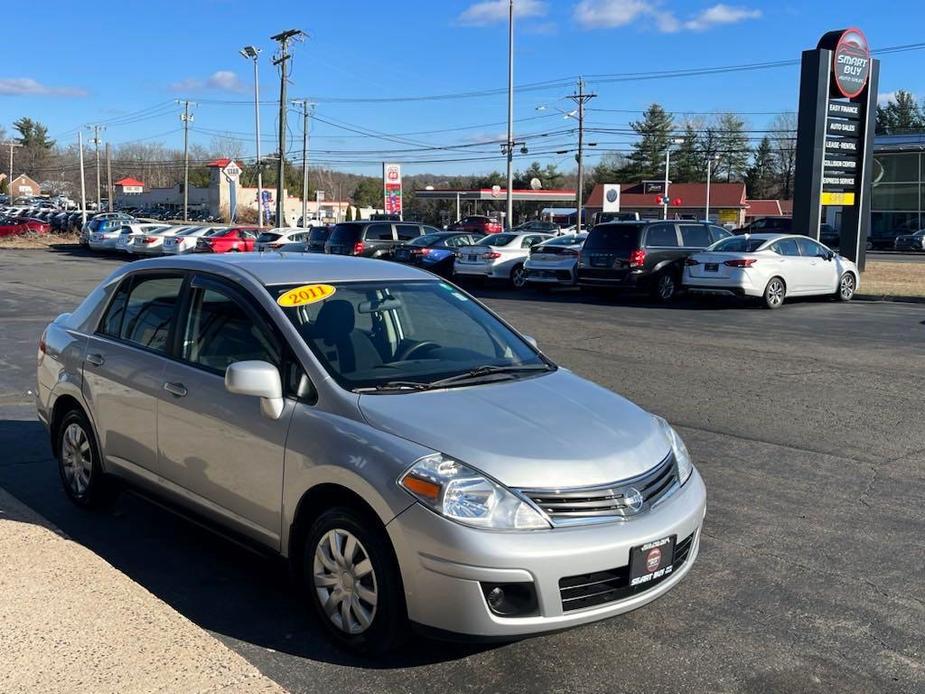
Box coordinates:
[358,369,671,489]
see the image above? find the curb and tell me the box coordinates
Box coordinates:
[855,294,925,305]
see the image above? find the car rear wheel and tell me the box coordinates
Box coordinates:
[651,271,678,302]
[836,272,856,301]
[56,409,116,509]
[511,264,526,289]
[762,277,786,309]
[302,507,407,653]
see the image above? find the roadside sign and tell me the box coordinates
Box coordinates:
[821,191,856,206]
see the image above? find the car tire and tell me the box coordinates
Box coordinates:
[56,408,117,509]
[836,272,856,302]
[511,264,526,289]
[651,271,678,302]
[302,506,408,654]
[762,276,786,309]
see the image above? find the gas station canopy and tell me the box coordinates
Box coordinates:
[414,188,577,202]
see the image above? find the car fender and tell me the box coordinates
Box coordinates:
[280,406,432,558]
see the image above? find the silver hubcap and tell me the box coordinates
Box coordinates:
[840,274,855,299]
[658,275,674,299]
[313,529,378,635]
[767,280,784,306]
[512,267,525,287]
[61,423,92,496]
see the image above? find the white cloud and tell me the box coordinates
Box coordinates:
[573,0,650,28]
[573,0,760,33]
[0,77,86,97]
[877,91,897,106]
[458,0,547,26]
[683,4,762,31]
[170,70,245,93]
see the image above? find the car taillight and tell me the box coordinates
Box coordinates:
[561,248,578,256]
[724,258,757,268]
[353,240,366,254]
[418,248,431,255]
[684,257,701,266]
[144,236,157,243]
[628,248,646,268]
[484,251,502,259]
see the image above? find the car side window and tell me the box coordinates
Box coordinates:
[771,238,801,256]
[182,284,281,374]
[98,280,131,337]
[645,223,680,247]
[396,224,421,240]
[679,224,711,248]
[365,224,394,241]
[709,225,732,243]
[796,237,826,257]
[119,275,185,353]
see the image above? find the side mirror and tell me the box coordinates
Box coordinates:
[225,360,284,420]
[523,335,538,349]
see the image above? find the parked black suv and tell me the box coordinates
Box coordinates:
[305,225,332,253]
[324,221,427,257]
[577,221,731,301]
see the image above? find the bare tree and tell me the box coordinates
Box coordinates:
[769,112,797,200]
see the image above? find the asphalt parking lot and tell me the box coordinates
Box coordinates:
[1,249,923,693]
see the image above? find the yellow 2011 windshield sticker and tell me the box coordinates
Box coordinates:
[277,284,336,307]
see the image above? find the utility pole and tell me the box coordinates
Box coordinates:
[178,100,194,222]
[505,0,515,229]
[86,125,104,210]
[292,99,314,227]
[271,28,305,229]
[4,141,22,199]
[567,77,596,233]
[240,46,263,228]
[77,132,87,227]
[705,154,719,222]
[105,143,113,212]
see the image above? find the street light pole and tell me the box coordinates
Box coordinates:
[505,0,514,229]
[662,138,684,221]
[705,155,719,222]
[240,46,263,228]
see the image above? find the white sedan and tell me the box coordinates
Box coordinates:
[682,233,859,309]
[162,226,225,255]
[454,232,553,288]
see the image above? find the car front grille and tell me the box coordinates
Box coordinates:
[559,532,696,612]
[519,453,678,525]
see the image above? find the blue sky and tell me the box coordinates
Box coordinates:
[2,0,922,176]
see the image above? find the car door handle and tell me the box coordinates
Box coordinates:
[86,353,105,366]
[163,382,188,398]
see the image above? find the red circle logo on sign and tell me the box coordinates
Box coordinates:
[645,547,662,573]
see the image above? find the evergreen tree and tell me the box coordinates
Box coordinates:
[345,205,354,221]
[714,113,750,182]
[672,122,702,183]
[876,90,924,134]
[624,104,674,180]
[744,137,778,199]
[12,117,55,176]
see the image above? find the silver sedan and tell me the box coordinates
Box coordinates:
[37,253,705,652]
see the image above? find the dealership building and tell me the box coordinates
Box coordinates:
[865,134,925,242]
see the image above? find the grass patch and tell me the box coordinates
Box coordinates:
[861,260,925,298]
[0,233,79,249]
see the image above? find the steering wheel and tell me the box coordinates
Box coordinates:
[398,341,440,361]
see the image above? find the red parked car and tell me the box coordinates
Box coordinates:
[194,227,258,253]
[13,217,51,234]
[449,215,503,235]
[0,218,27,238]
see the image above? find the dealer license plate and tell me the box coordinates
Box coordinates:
[704,263,719,272]
[629,536,676,588]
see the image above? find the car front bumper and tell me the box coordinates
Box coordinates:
[387,468,706,638]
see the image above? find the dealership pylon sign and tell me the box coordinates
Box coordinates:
[383,163,403,219]
[793,28,879,271]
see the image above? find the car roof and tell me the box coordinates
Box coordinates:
[127,252,435,286]
[737,233,793,241]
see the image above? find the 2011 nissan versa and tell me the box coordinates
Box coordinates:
[36,253,706,652]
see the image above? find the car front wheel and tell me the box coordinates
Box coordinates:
[836,272,856,301]
[303,507,407,653]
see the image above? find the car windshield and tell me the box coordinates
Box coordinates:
[709,236,768,252]
[477,233,515,246]
[408,234,443,247]
[914,230,925,237]
[309,227,330,242]
[273,280,551,391]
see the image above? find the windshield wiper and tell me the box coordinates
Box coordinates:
[353,380,435,393]
[428,363,553,388]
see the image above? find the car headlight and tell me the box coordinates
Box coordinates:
[655,416,694,485]
[399,454,550,530]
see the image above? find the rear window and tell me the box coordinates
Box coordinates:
[679,224,712,248]
[409,233,443,247]
[257,232,282,243]
[328,224,362,244]
[710,237,768,252]
[584,224,644,252]
[363,223,394,241]
[308,227,331,242]
[477,233,516,246]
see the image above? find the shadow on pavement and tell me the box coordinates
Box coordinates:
[0,417,499,670]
